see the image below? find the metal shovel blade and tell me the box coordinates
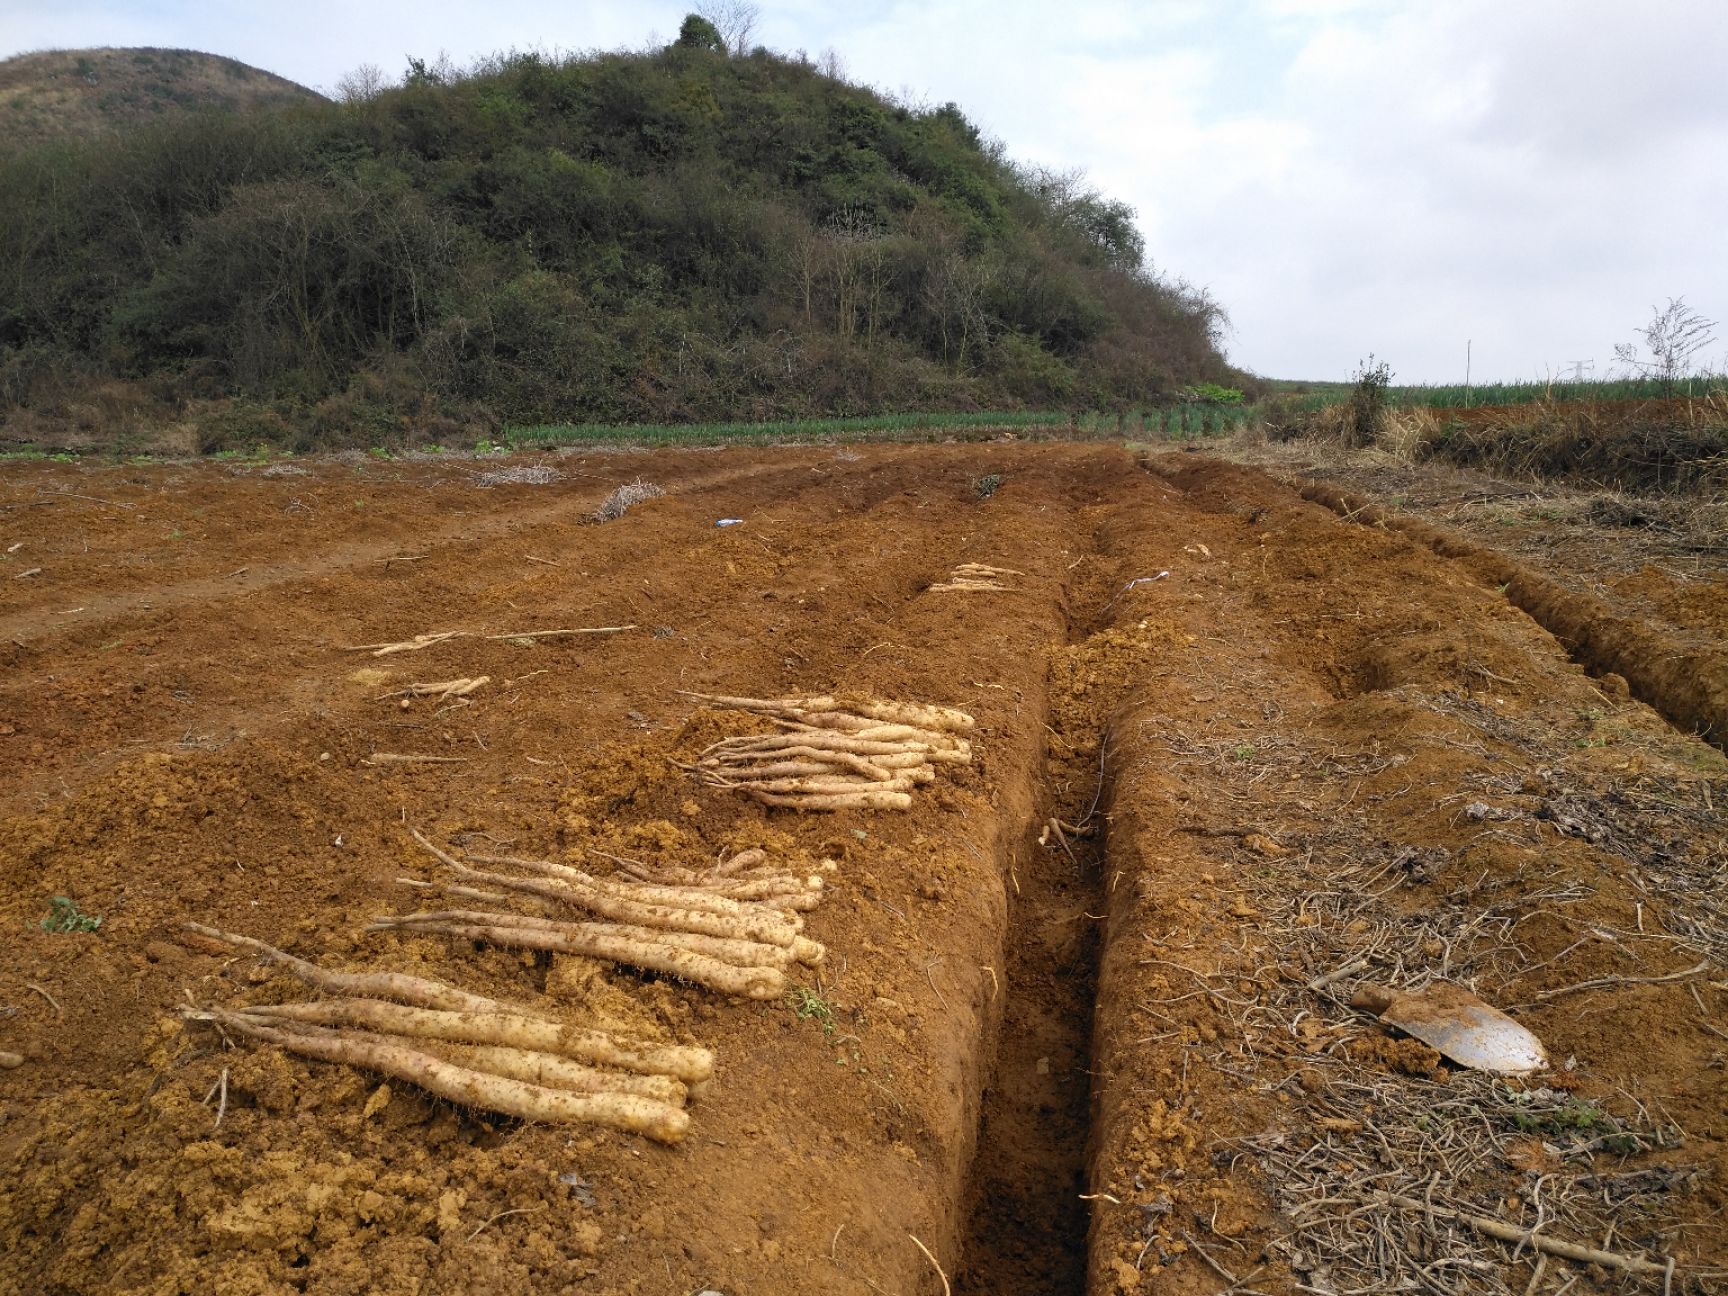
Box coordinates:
[1352,982,1548,1073]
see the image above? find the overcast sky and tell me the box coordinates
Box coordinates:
[3,0,1724,383]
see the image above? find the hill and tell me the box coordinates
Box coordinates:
[0,35,1238,452]
[0,47,324,153]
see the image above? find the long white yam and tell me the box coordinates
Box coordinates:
[458,1046,687,1105]
[700,757,894,782]
[184,922,507,1013]
[837,698,975,732]
[611,866,823,910]
[234,998,711,1081]
[363,921,787,999]
[717,773,919,795]
[852,724,970,750]
[447,864,804,946]
[680,691,974,733]
[675,691,785,714]
[749,727,971,762]
[748,789,912,811]
[468,853,792,920]
[376,909,823,968]
[706,879,825,909]
[704,732,920,758]
[208,1013,688,1143]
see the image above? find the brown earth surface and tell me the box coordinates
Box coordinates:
[1,442,1724,1296]
[1219,438,1726,655]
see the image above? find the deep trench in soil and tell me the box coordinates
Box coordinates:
[953,533,1117,1295]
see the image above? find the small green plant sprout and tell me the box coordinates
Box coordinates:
[41,896,101,933]
[973,473,1004,499]
[787,985,836,1036]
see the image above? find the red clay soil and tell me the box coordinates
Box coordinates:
[1,444,1723,1296]
[1288,478,1728,750]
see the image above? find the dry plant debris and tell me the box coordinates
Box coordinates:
[473,465,561,487]
[181,925,708,1143]
[929,561,1024,593]
[376,830,826,1000]
[680,692,974,811]
[343,626,635,656]
[1143,720,1716,1294]
[590,478,664,522]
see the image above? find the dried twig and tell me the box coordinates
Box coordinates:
[1533,961,1710,1001]
[908,1234,951,1296]
[484,627,635,641]
[466,1206,542,1242]
[1375,1191,1672,1275]
[345,626,634,656]
[24,982,62,1015]
[35,488,135,509]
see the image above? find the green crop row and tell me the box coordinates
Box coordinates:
[1076,405,1255,439]
[1268,373,1726,413]
[508,403,1257,448]
[504,410,1076,447]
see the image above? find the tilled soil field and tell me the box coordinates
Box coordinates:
[1,443,1724,1296]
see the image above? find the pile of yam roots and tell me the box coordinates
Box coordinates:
[185,926,707,1143]
[929,561,1022,593]
[682,692,975,811]
[373,831,826,1001]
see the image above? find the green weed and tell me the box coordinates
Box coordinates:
[787,985,836,1036]
[41,896,101,933]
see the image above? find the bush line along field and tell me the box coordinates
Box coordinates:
[1266,373,1728,412]
[0,33,1237,455]
[1262,374,1728,496]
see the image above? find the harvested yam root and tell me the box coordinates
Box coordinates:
[681,691,973,733]
[679,692,975,812]
[607,848,830,910]
[186,923,507,1012]
[180,934,712,1142]
[232,998,713,1079]
[387,831,825,1000]
[194,1011,690,1143]
[378,677,490,706]
[929,561,1023,593]
[372,913,789,999]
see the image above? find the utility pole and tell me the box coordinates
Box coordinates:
[1465,340,1472,408]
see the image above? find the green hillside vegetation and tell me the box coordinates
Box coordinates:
[0,47,323,153]
[0,31,1235,452]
